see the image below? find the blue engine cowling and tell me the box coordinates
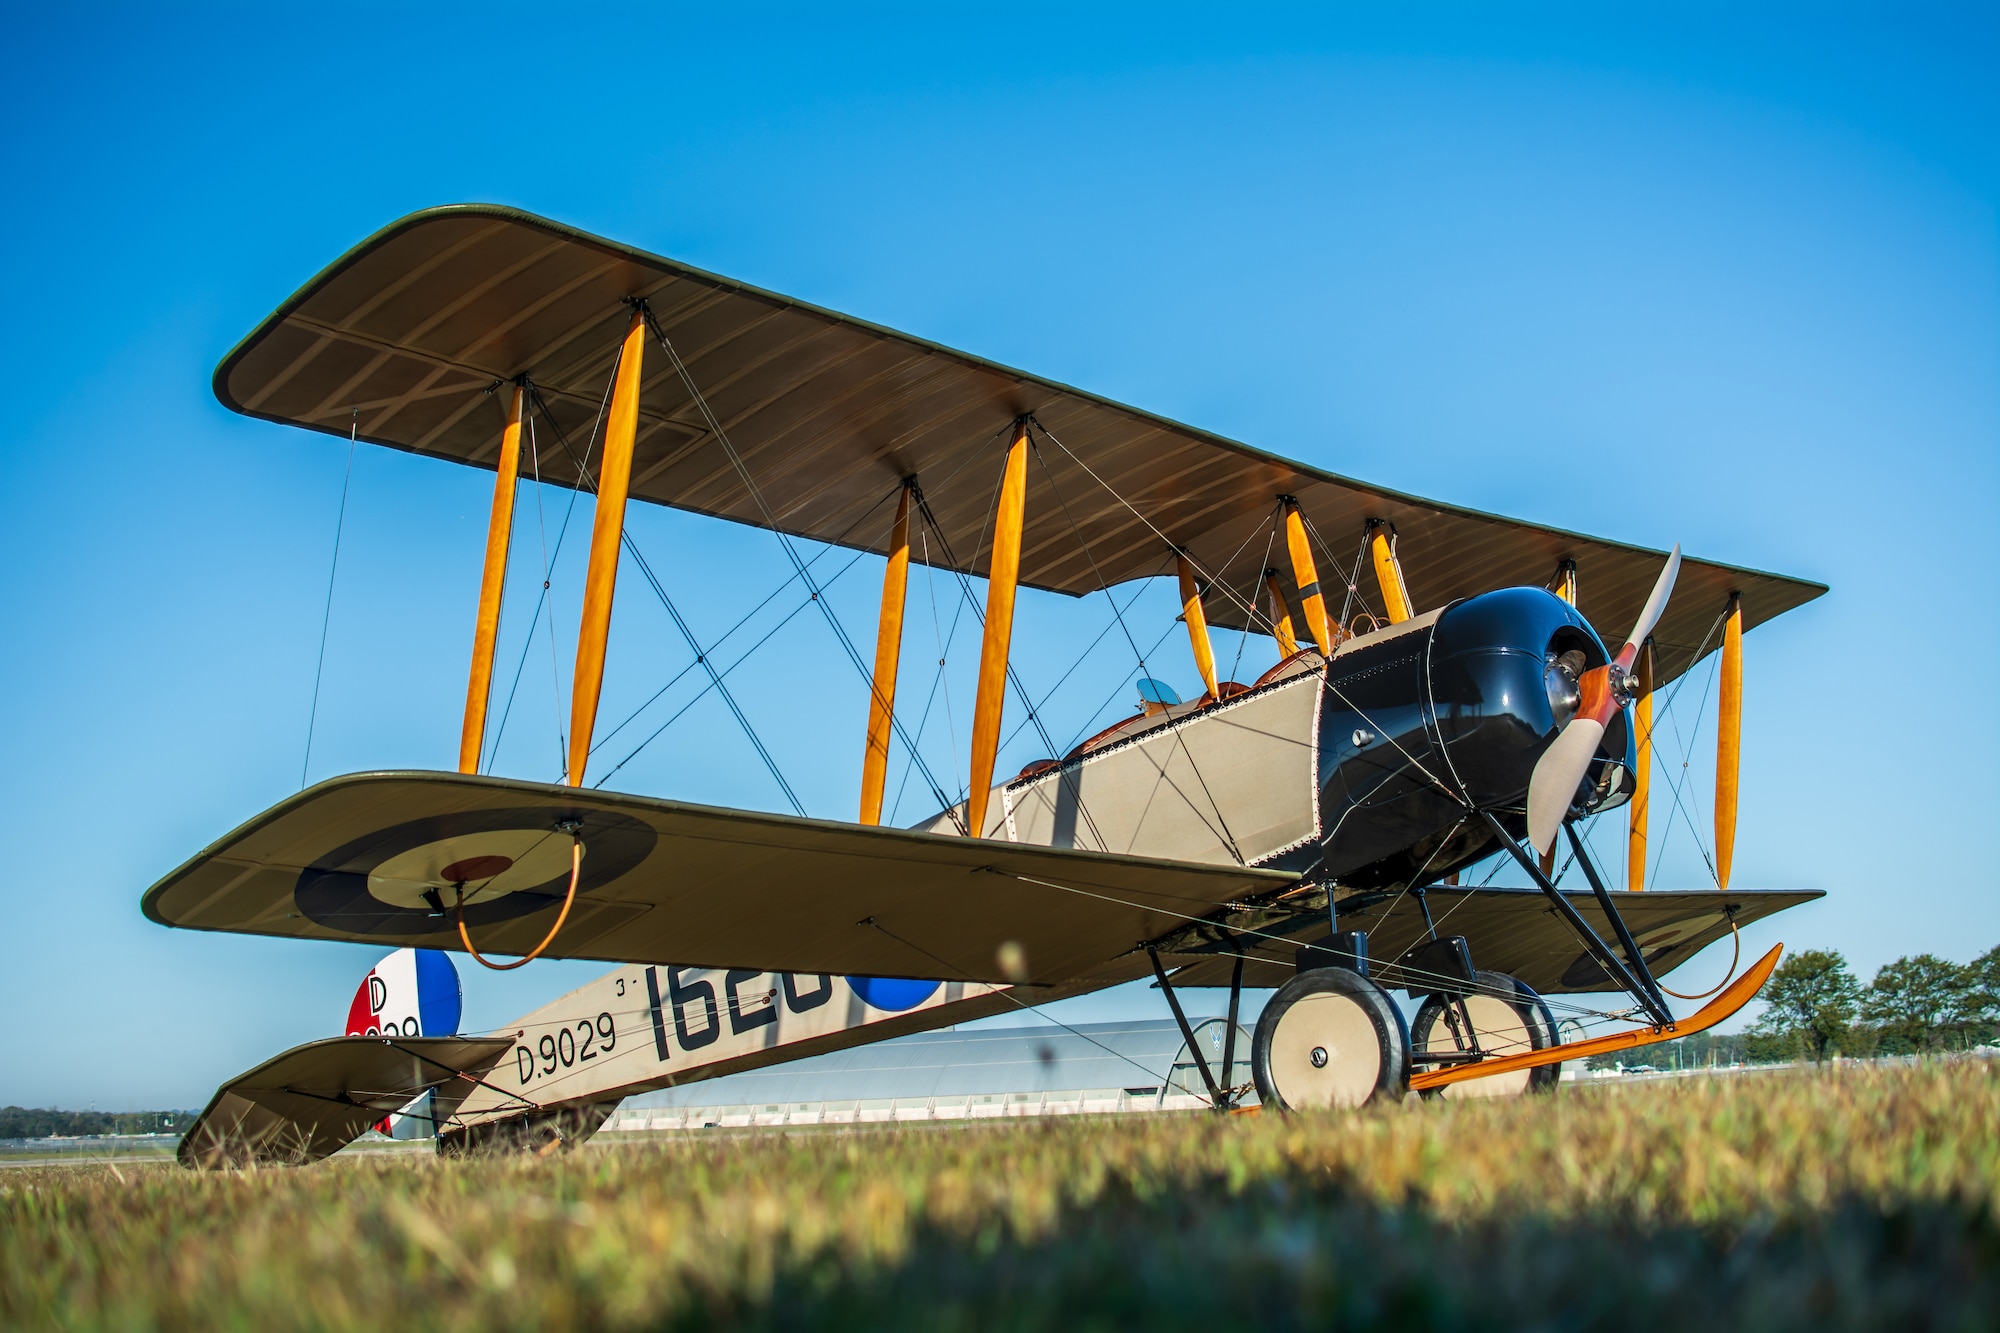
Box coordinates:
[1310,586,1633,889]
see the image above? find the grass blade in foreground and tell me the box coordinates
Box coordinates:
[2,1064,1995,1331]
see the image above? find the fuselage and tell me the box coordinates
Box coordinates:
[931,585,1632,897]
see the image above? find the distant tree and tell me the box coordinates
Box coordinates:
[0,1107,196,1139]
[1864,954,1978,1052]
[1968,946,2000,1031]
[1741,1030,1804,1065]
[1748,949,1860,1062]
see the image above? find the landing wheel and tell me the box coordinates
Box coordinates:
[1411,970,1560,1099]
[1251,967,1410,1111]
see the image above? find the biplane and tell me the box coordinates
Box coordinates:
[150,205,1825,1161]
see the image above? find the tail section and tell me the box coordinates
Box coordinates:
[344,947,463,1136]
[345,947,463,1038]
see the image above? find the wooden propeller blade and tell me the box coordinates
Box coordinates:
[1620,543,1681,664]
[1527,714,1603,855]
[1529,547,1683,857]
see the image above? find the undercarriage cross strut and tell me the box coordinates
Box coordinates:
[1477,810,1673,1027]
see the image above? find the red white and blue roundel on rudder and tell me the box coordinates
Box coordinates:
[345,948,462,1038]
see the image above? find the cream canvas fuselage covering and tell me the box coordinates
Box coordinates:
[929,671,1323,868]
[446,964,1148,1127]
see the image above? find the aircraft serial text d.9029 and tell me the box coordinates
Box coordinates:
[148,206,1825,1160]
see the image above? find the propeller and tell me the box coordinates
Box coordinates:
[1525,545,1681,856]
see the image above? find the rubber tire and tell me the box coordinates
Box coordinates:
[1411,970,1561,1099]
[1251,967,1411,1112]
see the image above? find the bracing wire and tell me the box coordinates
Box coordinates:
[999,571,1165,755]
[538,411,571,772]
[1027,415,1275,633]
[616,531,807,815]
[587,486,898,762]
[1661,650,1724,887]
[520,374,804,813]
[886,530,971,826]
[1330,521,1377,633]
[908,473,1109,846]
[1041,445,1285,675]
[1027,433,1153,678]
[301,409,359,789]
[1646,609,1729,888]
[1059,616,1180,754]
[641,306,960,819]
[487,376,610,771]
[1230,524,1280,682]
[591,544,873,789]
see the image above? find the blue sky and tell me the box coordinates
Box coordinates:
[2,5,1993,1108]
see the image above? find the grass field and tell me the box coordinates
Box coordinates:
[4,1064,1996,1331]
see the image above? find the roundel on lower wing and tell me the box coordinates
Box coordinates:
[845,976,942,1012]
[344,947,462,1037]
[1559,913,1725,990]
[294,807,656,936]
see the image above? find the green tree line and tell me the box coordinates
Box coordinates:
[1737,945,1999,1063]
[1585,946,1999,1071]
[0,1107,197,1139]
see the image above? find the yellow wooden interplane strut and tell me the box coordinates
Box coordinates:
[1716,592,1743,889]
[1281,499,1334,656]
[858,485,912,825]
[967,423,1031,838]
[1263,569,1300,659]
[1628,639,1655,892]
[568,308,647,788]
[458,382,524,775]
[1369,519,1414,625]
[1177,551,1220,700]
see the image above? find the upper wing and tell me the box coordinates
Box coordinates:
[177,1034,513,1168]
[1163,884,1821,995]
[143,771,1295,986]
[212,205,1823,685]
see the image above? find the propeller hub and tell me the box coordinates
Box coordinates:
[1608,663,1641,708]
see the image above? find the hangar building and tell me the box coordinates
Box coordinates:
[607,1017,1255,1130]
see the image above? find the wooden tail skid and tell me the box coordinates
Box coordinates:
[1408,944,1782,1092]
